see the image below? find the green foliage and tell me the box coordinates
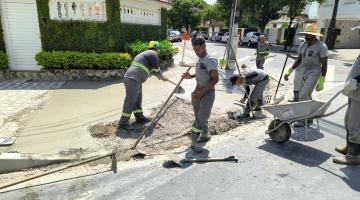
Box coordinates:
[0,17,6,52]
[0,52,8,69]
[36,0,166,53]
[158,40,179,60]
[126,40,179,60]
[241,0,285,31]
[202,3,222,32]
[35,51,132,69]
[168,0,207,32]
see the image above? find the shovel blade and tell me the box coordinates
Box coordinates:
[164,152,185,168]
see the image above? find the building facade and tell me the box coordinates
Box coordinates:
[317,0,360,48]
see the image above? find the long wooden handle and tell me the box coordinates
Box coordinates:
[166,79,178,86]
[131,66,192,150]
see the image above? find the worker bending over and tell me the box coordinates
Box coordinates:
[230,67,269,119]
[119,41,168,129]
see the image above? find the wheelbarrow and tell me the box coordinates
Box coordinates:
[262,90,347,143]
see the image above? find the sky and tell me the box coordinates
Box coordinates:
[205,0,216,5]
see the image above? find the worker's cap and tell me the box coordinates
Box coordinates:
[191,36,206,46]
[230,75,244,86]
[148,41,160,49]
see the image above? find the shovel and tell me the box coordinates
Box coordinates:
[165,152,238,168]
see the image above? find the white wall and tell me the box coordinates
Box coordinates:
[318,0,360,20]
[317,0,360,48]
[120,0,162,25]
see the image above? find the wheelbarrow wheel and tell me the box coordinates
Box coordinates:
[268,119,291,143]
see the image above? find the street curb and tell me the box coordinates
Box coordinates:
[0,153,76,174]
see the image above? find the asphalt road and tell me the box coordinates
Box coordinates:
[1,42,359,200]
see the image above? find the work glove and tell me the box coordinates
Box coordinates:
[241,64,248,69]
[316,75,325,91]
[344,78,358,92]
[284,67,294,81]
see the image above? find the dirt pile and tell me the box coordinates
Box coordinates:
[89,98,244,153]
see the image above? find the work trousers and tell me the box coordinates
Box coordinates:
[191,90,215,135]
[299,71,321,101]
[245,77,269,113]
[121,77,144,119]
[345,98,360,144]
[256,58,265,70]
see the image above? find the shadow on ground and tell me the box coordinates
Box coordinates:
[258,139,331,167]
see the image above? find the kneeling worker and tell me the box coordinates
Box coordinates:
[230,67,269,119]
[119,41,168,129]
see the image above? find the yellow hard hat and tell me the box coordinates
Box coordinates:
[148,41,160,49]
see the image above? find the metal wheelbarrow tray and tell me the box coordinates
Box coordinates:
[262,90,347,143]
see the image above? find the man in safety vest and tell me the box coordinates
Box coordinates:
[119,41,168,129]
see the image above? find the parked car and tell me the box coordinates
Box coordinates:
[239,32,260,48]
[210,32,224,42]
[191,30,199,38]
[197,31,209,40]
[221,32,230,43]
[167,30,182,42]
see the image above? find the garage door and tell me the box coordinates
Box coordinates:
[1,0,42,71]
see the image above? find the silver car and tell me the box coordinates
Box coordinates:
[239,32,260,48]
[167,30,182,42]
[210,32,224,42]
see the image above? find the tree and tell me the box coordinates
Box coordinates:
[282,0,325,50]
[202,3,222,34]
[167,0,207,32]
[217,0,232,26]
[241,0,287,32]
[325,0,339,49]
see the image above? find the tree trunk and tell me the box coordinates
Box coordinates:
[283,0,294,51]
[283,16,294,51]
[326,0,339,49]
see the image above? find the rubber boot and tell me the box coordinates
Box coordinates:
[333,141,360,165]
[134,113,151,124]
[253,99,262,111]
[335,134,349,155]
[118,116,131,129]
[294,91,299,102]
[190,132,203,153]
[198,127,211,143]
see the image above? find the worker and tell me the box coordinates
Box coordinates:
[333,27,360,165]
[118,41,168,129]
[181,36,219,153]
[286,37,306,102]
[255,35,270,70]
[230,67,269,119]
[283,24,328,127]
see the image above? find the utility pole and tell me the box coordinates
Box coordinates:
[325,0,339,49]
[226,0,240,70]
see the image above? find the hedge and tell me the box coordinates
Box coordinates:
[36,0,167,53]
[35,51,132,69]
[0,52,8,69]
[126,40,179,60]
